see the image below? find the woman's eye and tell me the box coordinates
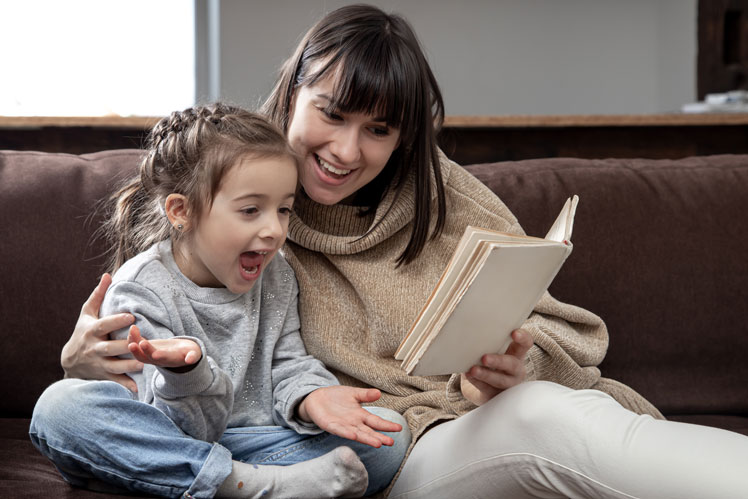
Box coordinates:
[279,207,292,215]
[241,207,258,215]
[321,108,343,121]
[370,126,390,137]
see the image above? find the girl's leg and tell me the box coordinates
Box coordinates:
[29,378,232,498]
[220,406,410,497]
[389,380,748,499]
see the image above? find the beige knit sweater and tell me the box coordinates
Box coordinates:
[284,153,663,453]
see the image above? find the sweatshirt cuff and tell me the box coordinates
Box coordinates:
[153,336,215,398]
[280,383,338,435]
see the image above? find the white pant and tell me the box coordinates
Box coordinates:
[389,381,748,499]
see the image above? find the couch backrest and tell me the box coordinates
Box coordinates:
[0,150,144,417]
[2,150,747,418]
[465,155,748,416]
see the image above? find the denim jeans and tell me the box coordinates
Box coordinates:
[30,379,410,498]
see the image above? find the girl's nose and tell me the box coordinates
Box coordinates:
[260,214,284,240]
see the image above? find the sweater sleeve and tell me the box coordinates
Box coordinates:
[104,281,234,442]
[269,277,339,433]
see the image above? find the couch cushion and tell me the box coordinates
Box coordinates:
[0,150,143,417]
[464,155,748,417]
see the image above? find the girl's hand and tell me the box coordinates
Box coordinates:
[298,386,402,448]
[127,325,202,369]
[61,273,142,392]
[460,328,534,406]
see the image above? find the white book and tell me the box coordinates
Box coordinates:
[395,195,579,376]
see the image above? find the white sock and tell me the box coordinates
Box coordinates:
[216,446,368,498]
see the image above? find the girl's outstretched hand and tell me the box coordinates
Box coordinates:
[127,325,202,369]
[61,273,141,391]
[460,328,534,406]
[298,386,402,448]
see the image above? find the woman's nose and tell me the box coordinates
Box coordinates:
[330,127,361,164]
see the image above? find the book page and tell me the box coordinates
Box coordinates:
[545,195,579,242]
[396,230,553,360]
[406,242,572,376]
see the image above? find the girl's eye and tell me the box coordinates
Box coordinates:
[241,207,258,215]
[279,207,292,216]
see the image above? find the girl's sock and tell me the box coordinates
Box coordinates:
[216,445,368,498]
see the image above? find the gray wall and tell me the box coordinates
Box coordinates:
[198,0,697,116]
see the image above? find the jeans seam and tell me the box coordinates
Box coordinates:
[33,434,185,497]
[255,433,327,464]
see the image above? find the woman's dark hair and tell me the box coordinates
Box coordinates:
[101,103,296,273]
[262,4,446,265]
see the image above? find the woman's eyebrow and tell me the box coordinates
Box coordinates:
[315,94,388,122]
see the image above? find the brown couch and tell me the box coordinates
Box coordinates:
[1,149,747,497]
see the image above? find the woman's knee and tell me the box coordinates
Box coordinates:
[480,381,604,438]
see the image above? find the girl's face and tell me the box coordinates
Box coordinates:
[286,71,401,205]
[175,154,297,294]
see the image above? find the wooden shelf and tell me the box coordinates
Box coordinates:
[443,113,748,128]
[4,113,748,129]
[3,113,748,163]
[0,116,159,129]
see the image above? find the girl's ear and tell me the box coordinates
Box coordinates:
[165,193,190,232]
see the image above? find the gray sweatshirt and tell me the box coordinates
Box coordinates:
[102,240,338,442]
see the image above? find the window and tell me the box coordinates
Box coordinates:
[0,0,194,116]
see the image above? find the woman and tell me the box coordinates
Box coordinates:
[59,4,748,498]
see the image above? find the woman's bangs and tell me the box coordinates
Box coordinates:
[322,47,419,133]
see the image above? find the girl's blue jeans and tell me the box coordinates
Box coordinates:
[29,379,410,498]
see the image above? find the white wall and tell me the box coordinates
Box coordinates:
[198,0,697,116]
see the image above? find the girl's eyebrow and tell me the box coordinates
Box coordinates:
[232,193,296,202]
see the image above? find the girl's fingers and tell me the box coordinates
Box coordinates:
[364,412,402,433]
[138,339,158,358]
[184,350,200,364]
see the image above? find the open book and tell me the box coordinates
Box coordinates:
[395,195,579,376]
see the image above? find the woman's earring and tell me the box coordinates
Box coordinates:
[176,224,184,231]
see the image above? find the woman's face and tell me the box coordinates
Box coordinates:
[286,71,401,205]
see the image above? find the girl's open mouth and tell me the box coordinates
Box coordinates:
[239,251,266,280]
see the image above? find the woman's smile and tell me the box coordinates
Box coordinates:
[316,154,352,178]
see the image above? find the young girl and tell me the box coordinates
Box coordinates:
[30,103,409,498]
[58,5,748,498]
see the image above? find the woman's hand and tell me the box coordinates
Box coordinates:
[127,325,201,369]
[297,386,402,448]
[460,328,534,406]
[60,273,142,391]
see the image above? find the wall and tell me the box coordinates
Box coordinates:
[197,0,697,116]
